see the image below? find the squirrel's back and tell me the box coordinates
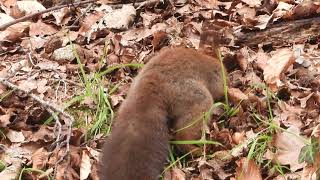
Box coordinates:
[100,47,224,180]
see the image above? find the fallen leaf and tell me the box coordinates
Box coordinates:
[241,0,262,7]
[207,158,232,179]
[273,2,294,20]
[263,48,295,90]
[0,22,31,42]
[232,131,246,145]
[164,167,185,180]
[255,14,273,29]
[78,11,104,37]
[80,150,92,180]
[31,148,48,169]
[29,21,57,37]
[235,158,262,180]
[298,93,314,108]
[86,146,100,161]
[274,126,306,171]
[6,129,25,143]
[228,88,249,105]
[20,36,48,50]
[29,126,55,143]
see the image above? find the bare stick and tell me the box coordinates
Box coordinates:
[47,108,62,148]
[0,0,97,30]
[0,77,74,153]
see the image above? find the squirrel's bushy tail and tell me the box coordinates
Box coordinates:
[101,105,169,180]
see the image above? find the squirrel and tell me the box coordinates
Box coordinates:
[100,47,225,180]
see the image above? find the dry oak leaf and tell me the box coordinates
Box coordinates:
[241,0,262,7]
[163,167,185,180]
[235,158,262,180]
[228,88,248,105]
[301,155,320,180]
[29,21,57,37]
[20,36,48,50]
[274,126,306,171]
[0,21,31,42]
[6,129,25,143]
[1,0,17,8]
[263,48,295,90]
[78,11,104,37]
[273,2,294,21]
[0,107,14,127]
[301,125,320,180]
[31,147,48,170]
[56,161,80,180]
[80,150,92,180]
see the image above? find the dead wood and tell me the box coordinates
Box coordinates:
[234,17,320,47]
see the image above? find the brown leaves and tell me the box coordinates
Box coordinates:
[0,0,320,179]
[263,48,296,91]
[273,126,306,171]
[31,148,48,169]
[235,158,262,180]
[80,150,92,180]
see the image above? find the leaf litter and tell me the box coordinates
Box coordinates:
[0,0,320,179]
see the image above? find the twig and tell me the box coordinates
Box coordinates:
[0,78,74,152]
[47,108,62,149]
[0,0,162,31]
[0,0,98,30]
[70,2,95,27]
[38,168,53,179]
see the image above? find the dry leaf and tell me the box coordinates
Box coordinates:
[7,129,25,143]
[228,88,248,105]
[0,158,22,179]
[274,126,306,171]
[78,11,104,37]
[232,131,246,145]
[254,14,273,29]
[263,48,295,90]
[164,167,185,180]
[80,150,92,180]
[29,21,57,36]
[0,22,31,42]
[241,0,262,7]
[273,2,294,20]
[235,158,262,180]
[31,148,48,169]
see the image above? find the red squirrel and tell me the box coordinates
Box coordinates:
[100,47,225,180]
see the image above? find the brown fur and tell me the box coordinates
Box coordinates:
[100,47,225,180]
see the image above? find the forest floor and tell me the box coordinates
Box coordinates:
[0,0,320,179]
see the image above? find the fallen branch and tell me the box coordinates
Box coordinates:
[0,0,161,31]
[234,17,320,47]
[0,0,98,31]
[0,78,74,152]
